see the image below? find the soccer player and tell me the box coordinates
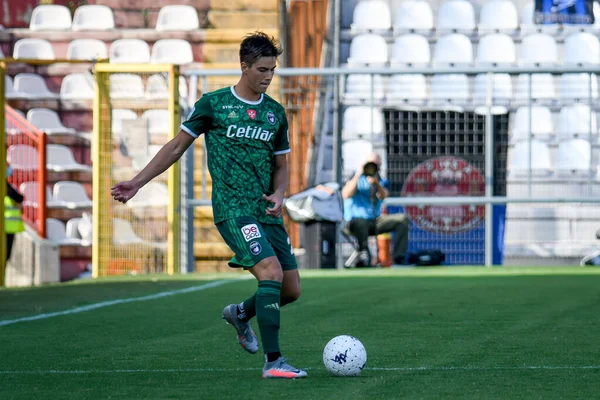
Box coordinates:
[111,32,307,379]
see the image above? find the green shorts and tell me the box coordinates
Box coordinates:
[216,216,298,271]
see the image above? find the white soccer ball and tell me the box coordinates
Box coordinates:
[323,335,367,376]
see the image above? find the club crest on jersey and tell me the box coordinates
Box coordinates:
[267,111,276,125]
[241,223,261,242]
[247,109,257,120]
[250,241,262,255]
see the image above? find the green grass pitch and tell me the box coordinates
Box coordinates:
[1,267,600,399]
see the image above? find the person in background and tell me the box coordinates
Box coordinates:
[341,152,409,267]
[5,165,25,263]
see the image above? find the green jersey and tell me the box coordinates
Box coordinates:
[181,86,290,224]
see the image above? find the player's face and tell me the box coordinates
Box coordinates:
[243,57,277,94]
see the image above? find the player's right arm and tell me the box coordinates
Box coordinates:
[111,131,195,203]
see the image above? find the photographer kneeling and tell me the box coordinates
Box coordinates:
[341,152,409,267]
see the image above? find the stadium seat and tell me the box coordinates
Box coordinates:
[13,73,57,99]
[508,139,552,177]
[46,144,92,172]
[110,74,145,99]
[436,0,476,32]
[342,139,374,176]
[431,74,470,102]
[351,0,392,32]
[0,47,3,58]
[476,34,516,65]
[433,34,473,65]
[66,39,108,60]
[29,5,71,31]
[113,218,167,249]
[559,73,599,100]
[511,106,554,141]
[150,39,194,65]
[479,0,518,32]
[556,139,592,176]
[7,145,39,171]
[390,34,430,65]
[388,74,428,101]
[393,0,434,32]
[19,181,60,208]
[128,182,169,208]
[13,38,55,60]
[72,5,115,31]
[344,74,385,100]
[61,73,94,100]
[342,106,385,139]
[142,109,170,136]
[145,74,188,100]
[109,39,150,64]
[65,218,83,241]
[514,74,556,101]
[27,108,77,136]
[521,0,535,25]
[5,76,17,99]
[563,32,600,65]
[473,73,513,102]
[47,218,82,245]
[557,104,598,140]
[156,5,200,31]
[347,34,388,66]
[53,181,93,209]
[112,109,138,135]
[78,212,93,245]
[519,34,558,65]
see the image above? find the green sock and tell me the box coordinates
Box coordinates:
[238,295,256,322]
[255,280,282,354]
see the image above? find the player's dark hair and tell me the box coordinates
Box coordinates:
[239,31,283,66]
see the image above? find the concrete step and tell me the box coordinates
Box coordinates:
[210,0,279,11]
[208,10,278,30]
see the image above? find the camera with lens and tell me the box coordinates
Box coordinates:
[363,161,379,177]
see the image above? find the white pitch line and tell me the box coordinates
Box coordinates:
[0,279,238,328]
[1,365,600,375]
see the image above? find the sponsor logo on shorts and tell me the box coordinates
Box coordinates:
[250,241,262,255]
[241,223,261,241]
[267,111,276,125]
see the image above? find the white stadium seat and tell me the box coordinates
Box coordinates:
[46,144,92,172]
[19,181,60,208]
[436,0,476,32]
[556,139,592,175]
[53,181,93,209]
[557,104,598,140]
[511,106,554,141]
[7,144,39,171]
[433,34,473,65]
[509,139,552,177]
[113,218,167,249]
[393,0,434,32]
[390,34,430,65]
[150,39,194,65]
[351,0,392,32]
[13,73,57,99]
[519,34,558,65]
[563,32,600,65]
[128,182,169,208]
[347,33,388,66]
[476,34,516,65]
[110,74,145,99]
[156,5,200,31]
[479,0,518,32]
[142,109,170,136]
[473,73,513,102]
[72,5,114,31]
[112,109,138,135]
[145,74,188,100]
[431,74,470,102]
[344,74,385,100]
[521,0,535,25]
[559,73,599,100]
[61,73,94,100]
[388,74,428,100]
[109,39,150,64]
[5,76,17,99]
[66,39,108,60]
[47,218,82,245]
[514,74,556,101]
[27,108,77,135]
[13,39,55,60]
[342,106,385,139]
[29,5,71,31]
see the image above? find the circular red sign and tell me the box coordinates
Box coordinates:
[400,156,485,233]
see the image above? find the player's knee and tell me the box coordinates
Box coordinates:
[253,256,283,282]
[283,286,301,304]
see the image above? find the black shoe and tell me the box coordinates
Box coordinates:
[355,251,371,268]
[393,256,405,265]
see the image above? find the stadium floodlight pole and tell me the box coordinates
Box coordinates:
[484,72,494,267]
[332,0,344,270]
